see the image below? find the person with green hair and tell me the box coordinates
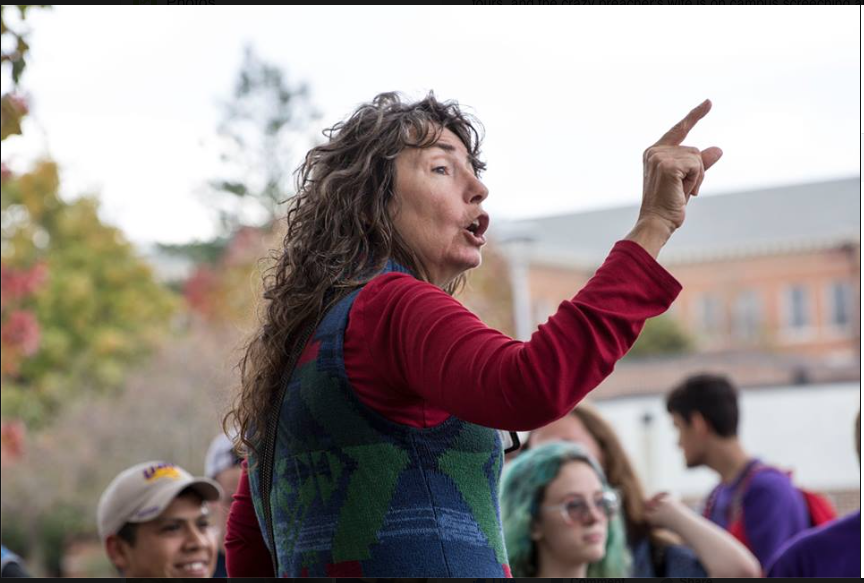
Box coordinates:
[501,441,631,578]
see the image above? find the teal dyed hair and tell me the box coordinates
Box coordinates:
[500,441,632,578]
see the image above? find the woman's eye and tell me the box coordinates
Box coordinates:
[433,166,449,175]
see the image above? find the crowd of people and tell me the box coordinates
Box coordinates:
[72,375,859,578]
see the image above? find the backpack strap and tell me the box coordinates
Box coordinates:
[702,483,722,520]
[728,460,767,524]
[701,459,765,527]
[702,460,764,522]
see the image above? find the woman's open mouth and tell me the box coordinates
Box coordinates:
[464,213,489,246]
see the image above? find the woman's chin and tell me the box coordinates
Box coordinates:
[463,249,483,270]
[439,252,483,285]
[585,543,607,563]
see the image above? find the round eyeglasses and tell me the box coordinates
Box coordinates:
[541,490,620,525]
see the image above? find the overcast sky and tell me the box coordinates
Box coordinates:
[2,6,859,244]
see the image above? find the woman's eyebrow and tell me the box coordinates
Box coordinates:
[428,142,473,169]
[562,491,603,499]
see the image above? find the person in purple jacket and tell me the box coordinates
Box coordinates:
[665,373,810,569]
[765,411,861,578]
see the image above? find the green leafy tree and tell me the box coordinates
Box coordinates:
[1,326,237,575]
[0,5,51,140]
[209,45,320,232]
[166,46,318,284]
[1,161,177,427]
[626,314,693,358]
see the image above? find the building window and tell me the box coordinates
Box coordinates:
[785,285,810,330]
[698,294,724,336]
[733,290,762,341]
[827,281,853,329]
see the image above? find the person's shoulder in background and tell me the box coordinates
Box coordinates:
[766,510,861,578]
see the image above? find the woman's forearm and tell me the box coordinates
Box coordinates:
[671,511,762,577]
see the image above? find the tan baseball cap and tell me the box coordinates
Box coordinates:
[97,461,222,542]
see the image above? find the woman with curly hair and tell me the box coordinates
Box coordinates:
[501,441,630,578]
[223,92,722,577]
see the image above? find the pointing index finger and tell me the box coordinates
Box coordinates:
[654,99,712,147]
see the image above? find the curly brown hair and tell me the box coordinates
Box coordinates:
[224,92,486,456]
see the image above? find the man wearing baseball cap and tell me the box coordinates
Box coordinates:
[97,461,223,577]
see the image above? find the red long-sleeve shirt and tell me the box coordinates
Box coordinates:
[226,240,681,576]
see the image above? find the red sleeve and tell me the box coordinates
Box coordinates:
[225,460,275,577]
[348,240,681,431]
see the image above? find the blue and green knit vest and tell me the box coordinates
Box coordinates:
[247,260,511,577]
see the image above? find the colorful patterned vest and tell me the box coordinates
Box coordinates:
[247,261,511,577]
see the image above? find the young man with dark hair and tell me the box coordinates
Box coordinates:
[97,461,223,578]
[665,373,810,569]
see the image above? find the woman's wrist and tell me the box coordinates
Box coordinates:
[624,215,674,259]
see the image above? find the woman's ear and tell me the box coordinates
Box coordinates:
[530,518,543,542]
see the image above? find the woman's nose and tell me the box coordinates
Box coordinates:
[583,503,604,525]
[468,175,489,204]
